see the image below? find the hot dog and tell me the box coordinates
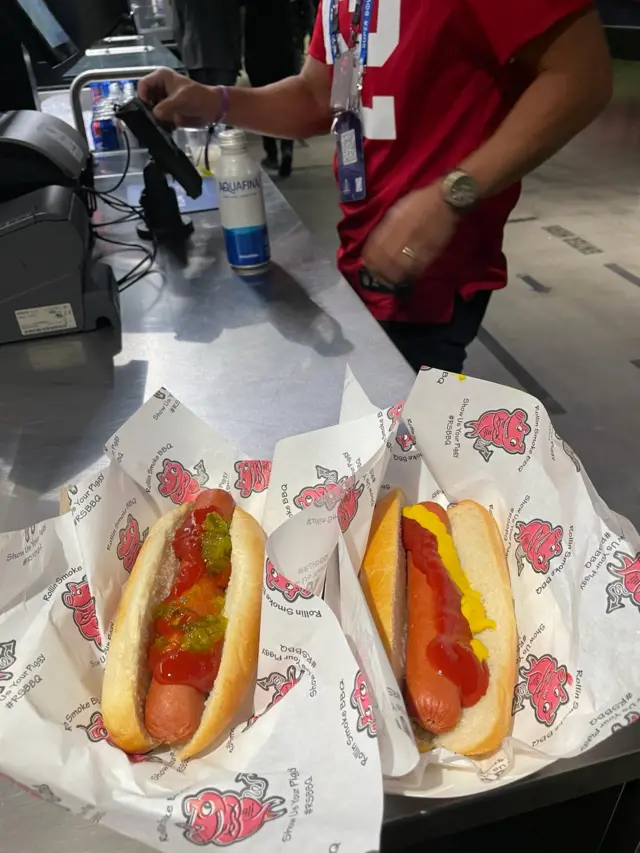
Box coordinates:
[404,552,462,734]
[102,489,265,759]
[360,490,516,757]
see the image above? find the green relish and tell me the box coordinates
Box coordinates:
[181,613,228,652]
[201,512,232,574]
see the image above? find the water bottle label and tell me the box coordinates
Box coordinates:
[224,225,270,268]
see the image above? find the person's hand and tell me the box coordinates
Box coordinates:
[138,68,223,127]
[361,183,461,285]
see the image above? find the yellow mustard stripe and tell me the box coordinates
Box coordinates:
[402,505,495,661]
[471,638,488,662]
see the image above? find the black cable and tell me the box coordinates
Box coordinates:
[91,207,140,226]
[91,208,140,228]
[117,235,158,291]
[80,159,160,294]
[99,131,132,194]
[93,233,151,251]
[92,191,142,219]
[83,193,158,292]
[118,255,157,292]
[93,229,157,292]
[92,231,151,266]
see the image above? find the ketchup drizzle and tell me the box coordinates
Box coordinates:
[402,518,489,708]
[147,490,233,694]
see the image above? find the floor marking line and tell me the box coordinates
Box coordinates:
[518,274,552,294]
[477,329,566,415]
[605,263,640,289]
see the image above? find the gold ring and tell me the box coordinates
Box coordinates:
[402,246,419,261]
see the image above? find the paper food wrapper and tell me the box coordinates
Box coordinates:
[263,367,640,798]
[2,366,640,840]
[0,389,384,853]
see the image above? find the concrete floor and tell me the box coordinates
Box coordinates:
[270,60,640,529]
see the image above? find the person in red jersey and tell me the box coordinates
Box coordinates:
[139,1,611,373]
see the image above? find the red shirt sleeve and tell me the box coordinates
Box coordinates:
[467,0,594,64]
[309,0,328,64]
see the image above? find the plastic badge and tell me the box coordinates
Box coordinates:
[330,51,357,114]
[335,111,367,203]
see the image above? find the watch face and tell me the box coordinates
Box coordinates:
[448,173,478,209]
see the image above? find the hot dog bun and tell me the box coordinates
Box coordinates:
[360,494,517,758]
[102,502,265,759]
[435,501,516,756]
[359,489,406,681]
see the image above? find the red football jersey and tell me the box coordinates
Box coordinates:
[309,0,591,324]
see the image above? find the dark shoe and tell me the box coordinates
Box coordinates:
[261,155,279,172]
[279,152,293,178]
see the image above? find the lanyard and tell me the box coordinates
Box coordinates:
[359,0,373,71]
[329,0,375,75]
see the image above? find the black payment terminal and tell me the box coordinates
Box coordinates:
[116,97,203,200]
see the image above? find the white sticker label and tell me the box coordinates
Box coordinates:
[340,129,358,166]
[15,303,77,337]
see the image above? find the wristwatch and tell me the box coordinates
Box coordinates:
[442,169,479,212]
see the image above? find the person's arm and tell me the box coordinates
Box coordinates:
[362,6,612,284]
[226,57,333,138]
[138,56,332,139]
[460,7,612,198]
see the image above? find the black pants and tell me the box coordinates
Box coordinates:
[263,137,294,161]
[380,291,491,374]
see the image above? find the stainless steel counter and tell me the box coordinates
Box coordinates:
[1,173,639,853]
[0,178,413,534]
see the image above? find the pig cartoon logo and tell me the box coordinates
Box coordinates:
[387,402,405,427]
[512,654,572,726]
[612,711,640,734]
[233,460,272,499]
[62,577,103,651]
[350,671,377,738]
[257,666,302,708]
[514,519,564,576]
[245,666,303,730]
[337,477,365,532]
[294,466,364,532]
[157,459,210,505]
[77,711,161,763]
[605,551,640,614]
[116,514,149,573]
[180,772,286,846]
[387,402,417,452]
[396,431,416,452]
[553,430,581,473]
[264,559,313,604]
[77,710,110,742]
[464,408,531,462]
[0,640,16,697]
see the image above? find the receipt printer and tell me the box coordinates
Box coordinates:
[0,110,120,343]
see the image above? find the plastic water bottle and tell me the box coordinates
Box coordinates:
[108,81,123,106]
[215,129,270,273]
[122,80,136,102]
